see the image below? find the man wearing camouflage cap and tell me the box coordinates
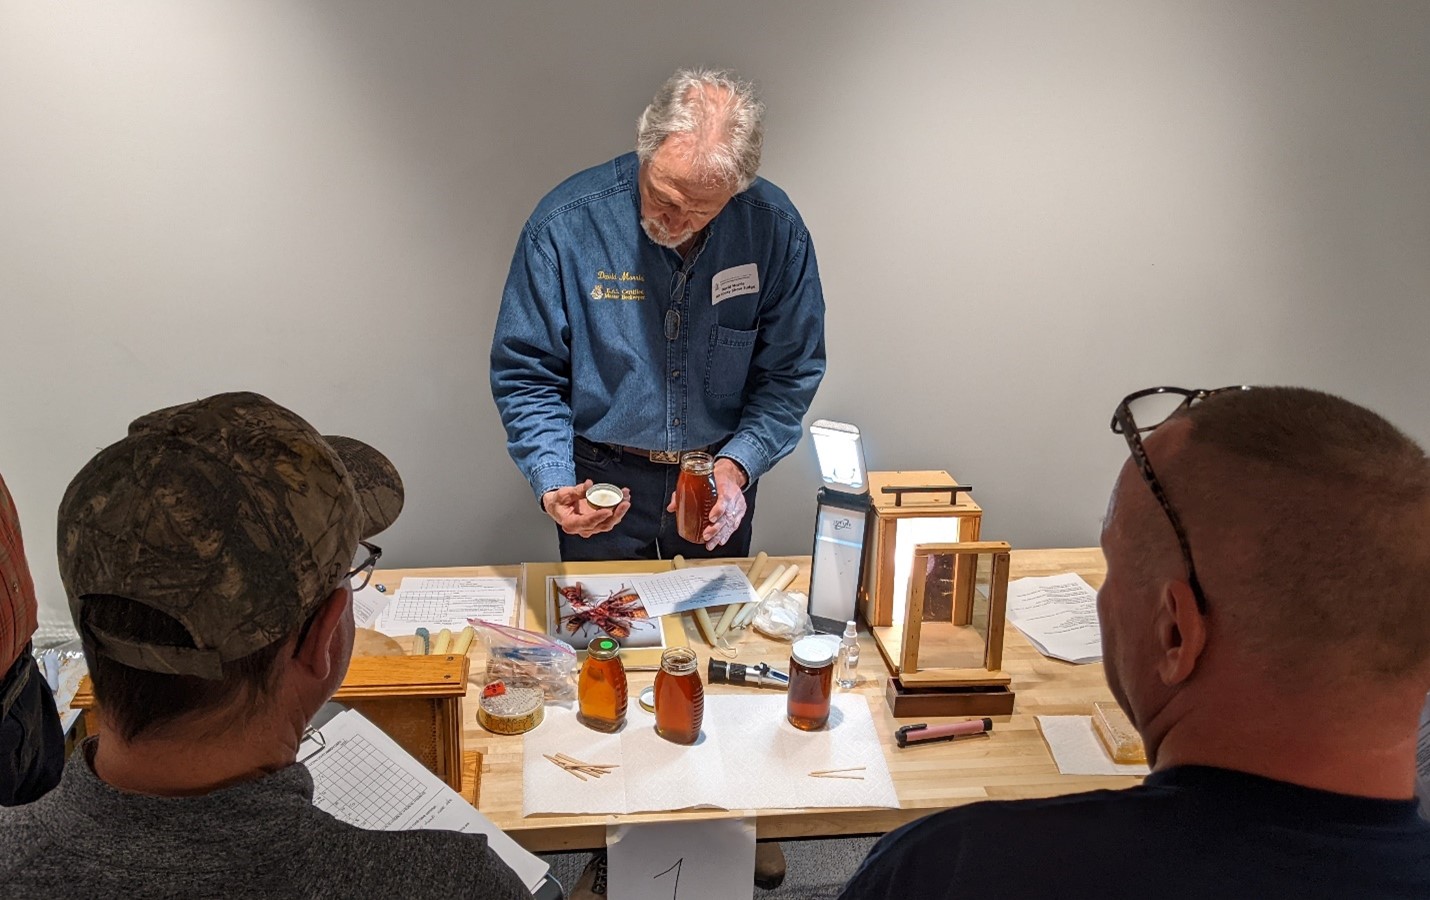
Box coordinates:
[0,392,531,899]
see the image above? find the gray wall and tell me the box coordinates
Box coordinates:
[3,1,1428,627]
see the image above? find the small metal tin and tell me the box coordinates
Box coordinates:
[585,483,623,509]
[638,686,656,713]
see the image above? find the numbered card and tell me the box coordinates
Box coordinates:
[607,817,756,900]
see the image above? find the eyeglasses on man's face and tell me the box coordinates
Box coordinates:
[294,541,384,655]
[1109,386,1250,613]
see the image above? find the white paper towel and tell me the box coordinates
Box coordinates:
[1036,715,1150,776]
[524,694,899,815]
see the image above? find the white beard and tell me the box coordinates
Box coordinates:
[641,217,693,249]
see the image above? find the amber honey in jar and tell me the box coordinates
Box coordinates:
[675,451,718,543]
[578,636,628,733]
[787,636,836,731]
[653,647,704,744]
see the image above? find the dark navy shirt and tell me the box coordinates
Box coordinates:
[838,766,1430,899]
[491,153,826,499]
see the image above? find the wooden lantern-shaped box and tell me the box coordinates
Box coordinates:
[860,471,982,625]
[859,471,1015,717]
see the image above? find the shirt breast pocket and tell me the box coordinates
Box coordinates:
[704,325,757,398]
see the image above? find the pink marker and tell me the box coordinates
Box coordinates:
[895,717,993,748]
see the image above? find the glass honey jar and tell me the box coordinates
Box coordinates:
[578,636,628,733]
[787,636,836,731]
[675,451,718,543]
[653,647,704,744]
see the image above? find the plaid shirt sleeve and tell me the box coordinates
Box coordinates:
[0,472,40,670]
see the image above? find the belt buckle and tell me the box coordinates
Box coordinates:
[650,449,681,464]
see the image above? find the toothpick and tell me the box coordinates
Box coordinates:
[808,766,866,776]
[548,753,619,780]
[544,754,589,781]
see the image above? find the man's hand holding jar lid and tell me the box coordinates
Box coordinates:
[542,480,632,537]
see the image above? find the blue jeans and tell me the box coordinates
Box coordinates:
[0,645,64,806]
[559,437,758,562]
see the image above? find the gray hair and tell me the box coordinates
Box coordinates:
[636,68,765,193]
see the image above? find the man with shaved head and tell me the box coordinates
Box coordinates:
[839,386,1430,899]
[491,67,826,563]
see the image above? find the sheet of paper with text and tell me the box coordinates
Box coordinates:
[1005,572,1103,663]
[373,576,518,635]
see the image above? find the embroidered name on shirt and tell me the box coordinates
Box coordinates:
[590,269,647,301]
[711,263,759,305]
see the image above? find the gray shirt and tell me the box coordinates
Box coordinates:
[0,739,534,899]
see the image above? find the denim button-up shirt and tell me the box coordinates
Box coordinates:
[491,153,827,500]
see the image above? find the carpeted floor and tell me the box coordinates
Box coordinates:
[541,835,878,899]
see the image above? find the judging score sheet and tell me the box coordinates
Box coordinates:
[373,576,518,635]
[303,709,549,893]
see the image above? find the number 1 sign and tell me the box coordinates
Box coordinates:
[607,817,756,900]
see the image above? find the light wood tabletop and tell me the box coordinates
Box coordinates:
[367,547,1132,852]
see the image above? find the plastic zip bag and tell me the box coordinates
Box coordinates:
[471,619,578,702]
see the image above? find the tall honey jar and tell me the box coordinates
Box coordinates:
[653,647,704,744]
[675,452,718,543]
[578,636,628,733]
[787,636,835,731]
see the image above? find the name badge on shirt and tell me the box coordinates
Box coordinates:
[711,264,760,305]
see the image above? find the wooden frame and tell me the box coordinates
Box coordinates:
[860,471,983,627]
[870,541,1013,689]
[72,653,470,791]
[521,560,686,670]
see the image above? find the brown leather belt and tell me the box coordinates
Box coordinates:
[614,445,712,464]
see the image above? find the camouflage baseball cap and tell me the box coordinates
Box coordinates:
[57,392,404,680]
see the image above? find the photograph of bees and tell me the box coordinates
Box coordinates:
[546,576,667,649]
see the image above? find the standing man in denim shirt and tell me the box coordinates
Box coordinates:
[491,68,826,562]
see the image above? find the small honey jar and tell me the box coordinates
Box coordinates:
[654,647,704,744]
[578,636,628,733]
[787,636,836,731]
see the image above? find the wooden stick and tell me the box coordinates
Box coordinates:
[808,766,866,776]
[544,755,589,781]
[554,753,617,769]
[810,774,865,780]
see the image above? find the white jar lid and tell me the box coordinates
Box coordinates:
[792,635,836,668]
[585,483,623,509]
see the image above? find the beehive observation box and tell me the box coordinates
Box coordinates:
[857,472,1014,717]
[860,471,983,627]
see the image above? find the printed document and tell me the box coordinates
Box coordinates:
[1006,573,1103,663]
[630,565,759,617]
[303,708,548,892]
[374,576,518,635]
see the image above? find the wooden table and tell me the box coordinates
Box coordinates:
[368,547,1134,852]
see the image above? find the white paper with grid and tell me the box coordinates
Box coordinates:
[523,694,899,815]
